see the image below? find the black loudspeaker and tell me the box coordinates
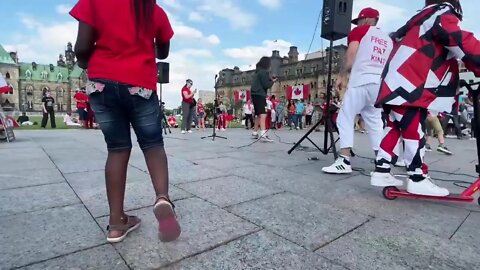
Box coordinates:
[321,0,353,41]
[157,62,169,84]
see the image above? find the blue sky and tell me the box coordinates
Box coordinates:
[0,0,479,107]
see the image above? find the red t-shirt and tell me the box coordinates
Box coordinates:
[197,103,205,114]
[182,86,193,103]
[347,25,370,45]
[168,117,176,126]
[74,92,88,109]
[70,0,174,90]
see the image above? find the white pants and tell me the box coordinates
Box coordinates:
[337,83,383,151]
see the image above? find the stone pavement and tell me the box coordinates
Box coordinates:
[1,128,479,269]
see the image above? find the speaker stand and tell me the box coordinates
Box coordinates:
[288,39,338,160]
[201,75,227,141]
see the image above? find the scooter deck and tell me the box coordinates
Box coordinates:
[383,187,475,203]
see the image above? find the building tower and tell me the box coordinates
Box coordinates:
[65,42,76,70]
[288,46,299,63]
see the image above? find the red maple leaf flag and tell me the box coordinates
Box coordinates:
[0,73,10,94]
[234,89,251,102]
[286,84,310,100]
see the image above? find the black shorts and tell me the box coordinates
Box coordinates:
[251,95,266,116]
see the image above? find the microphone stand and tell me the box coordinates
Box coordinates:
[201,74,227,141]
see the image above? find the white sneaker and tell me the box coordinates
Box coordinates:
[394,160,406,167]
[407,177,449,197]
[370,172,404,187]
[322,157,353,174]
[259,131,274,142]
[221,128,226,131]
[181,130,186,134]
[252,131,259,139]
[188,130,193,133]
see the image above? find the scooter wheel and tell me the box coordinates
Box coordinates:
[382,186,399,200]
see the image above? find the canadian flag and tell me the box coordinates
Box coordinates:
[287,84,310,100]
[0,73,10,94]
[234,89,251,103]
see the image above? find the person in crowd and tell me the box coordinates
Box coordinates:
[305,101,314,128]
[64,112,82,127]
[425,112,453,154]
[71,0,180,242]
[41,90,56,128]
[287,99,296,129]
[276,96,286,129]
[74,88,88,127]
[266,96,273,130]
[217,101,227,131]
[197,98,206,131]
[167,114,177,128]
[250,56,276,142]
[17,112,33,126]
[181,79,196,134]
[322,7,393,176]
[243,99,254,129]
[295,99,305,130]
[372,0,480,196]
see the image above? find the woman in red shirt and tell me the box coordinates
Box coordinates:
[71,0,180,243]
[181,79,196,133]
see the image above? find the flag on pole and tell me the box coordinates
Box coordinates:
[0,73,10,94]
[234,89,251,102]
[286,84,310,100]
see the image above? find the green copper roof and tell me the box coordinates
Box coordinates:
[69,65,84,79]
[19,63,70,83]
[0,45,15,64]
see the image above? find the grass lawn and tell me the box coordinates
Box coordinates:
[17,116,70,130]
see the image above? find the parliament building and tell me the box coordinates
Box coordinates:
[0,42,87,112]
[216,45,347,104]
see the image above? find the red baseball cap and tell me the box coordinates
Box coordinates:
[351,7,380,25]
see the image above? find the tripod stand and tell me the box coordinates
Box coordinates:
[201,74,227,141]
[288,39,338,159]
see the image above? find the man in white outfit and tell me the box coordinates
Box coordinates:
[322,7,398,184]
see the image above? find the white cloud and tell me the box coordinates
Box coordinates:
[55,4,72,15]
[258,0,281,10]
[224,39,294,64]
[162,0,181,10]
[199,0,257,30]
[188,11,206,22]
[173,24,221,45]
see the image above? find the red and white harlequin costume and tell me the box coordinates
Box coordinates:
[373,2,480,196]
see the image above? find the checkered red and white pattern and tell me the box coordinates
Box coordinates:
[376,3,480,113]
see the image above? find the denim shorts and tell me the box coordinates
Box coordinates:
[89,80,164,151]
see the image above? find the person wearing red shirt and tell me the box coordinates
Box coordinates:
[197,98,206,131]
[74,88,88,127]
[167,115,177,128]
[181,79,196,134]
[71,0,180,243]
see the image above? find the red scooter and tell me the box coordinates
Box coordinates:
[382,81,480,205]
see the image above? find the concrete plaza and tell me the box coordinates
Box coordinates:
[1,128,479,269]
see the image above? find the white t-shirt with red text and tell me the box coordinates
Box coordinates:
[347,25,393,88]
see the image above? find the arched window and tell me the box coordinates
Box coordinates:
[25,70,32,79]
[26,85,34,96]
[5,72,10,79]
[56,87,64,97]
[8,84,14,95]
[57,73,63,81]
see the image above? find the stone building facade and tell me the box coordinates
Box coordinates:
[216,45,347,105]
[0,42,87,112]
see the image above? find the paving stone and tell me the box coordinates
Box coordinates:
[228,193,370,251]
[21,245,129,270]
[65,169,192,218]
[0,147,56,172]
[164,230,347,270]
[96,198,259,269]
[195,157,257,171]
[316,219,480,270]
[0,204,105,269]
[0,168,64,190]
[450,212,480,249]
[178,176,281,207]
[0,183,80,216]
